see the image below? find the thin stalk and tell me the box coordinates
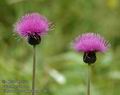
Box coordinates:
[87,64,91,95]
[32,45,36,95]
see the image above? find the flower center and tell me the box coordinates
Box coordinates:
[83,52,96,64]
[28,33,41,46]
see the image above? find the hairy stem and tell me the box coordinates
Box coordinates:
[87,64,91,95]
[32,45,36,95]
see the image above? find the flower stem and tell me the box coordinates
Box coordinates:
[32,45,36,95]
[87,64,91,95]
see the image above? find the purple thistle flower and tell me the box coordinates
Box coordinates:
[14,12,52,95]
[14,12,51,45]
[73,33,109,64]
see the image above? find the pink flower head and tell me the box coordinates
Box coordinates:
[14,12,50,37]
[73,33,109,64]
[14,12,51,45]
[73,33,109,53]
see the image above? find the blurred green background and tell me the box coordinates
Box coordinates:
[0,0,120,95]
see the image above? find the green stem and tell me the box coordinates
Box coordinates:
[87,64,91,95]
[32,45,36,95]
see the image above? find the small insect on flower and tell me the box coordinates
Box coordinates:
[14,12,51,45]
[73,33,109,64]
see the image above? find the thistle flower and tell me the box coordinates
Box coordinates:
[14,12,52,95]
[14,12,50,45]
[73,33,109,64]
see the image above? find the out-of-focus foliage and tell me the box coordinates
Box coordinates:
[0,0,120,95]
